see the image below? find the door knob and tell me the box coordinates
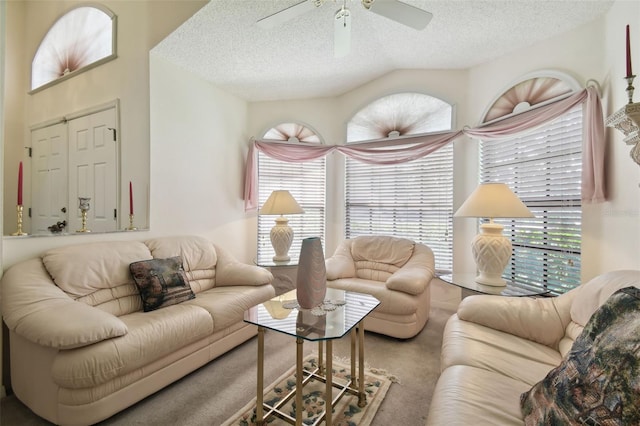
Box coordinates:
[61,207,67,213]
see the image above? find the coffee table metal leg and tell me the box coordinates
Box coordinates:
[318,340,324,375]
[257,326,265,426]
[296,337,303,426]
[350,329,356,387]
[326,339,333,426]
[358,322,367,408]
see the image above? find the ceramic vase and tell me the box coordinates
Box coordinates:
[296,237,327,309]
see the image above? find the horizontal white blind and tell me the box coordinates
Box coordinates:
[480,106,582,294]
[257,152,326,263]
[345,143,453,272]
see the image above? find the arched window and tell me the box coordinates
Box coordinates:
[479,72,582,294]
[31,5,116,92]
[345,93,454,272]
[257,123,326,264]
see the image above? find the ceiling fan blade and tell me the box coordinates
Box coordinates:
[334,7,352,58]
[367,0,433,30]
[256,0,317,29]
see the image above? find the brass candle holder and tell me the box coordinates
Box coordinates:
[77,197,91,233]
[12,205,28,236]
[126,214,137,231]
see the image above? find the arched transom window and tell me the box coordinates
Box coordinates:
[347,92,452,142]
[31,5,116,92]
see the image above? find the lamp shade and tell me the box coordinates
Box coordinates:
[454,183,533,219]
[259,190,304,215]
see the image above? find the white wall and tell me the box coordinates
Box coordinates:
[593,0,640,275]
[148,55,254,261]
[0,0,6,399]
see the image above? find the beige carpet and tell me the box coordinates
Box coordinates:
[222,354,394,426]
[0,279,460,426]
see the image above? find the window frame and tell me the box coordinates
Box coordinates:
[344,92,455,272]
[256,124,326,264]
[478,73,583,294]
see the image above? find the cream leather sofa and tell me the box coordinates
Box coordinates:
[325,235,435,339]
[1,235,275,426]
[426,269,640,425]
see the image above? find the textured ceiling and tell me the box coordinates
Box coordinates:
[152,0,614,102]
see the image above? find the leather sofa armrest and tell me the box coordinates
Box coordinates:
[213,244,273,287]
[1,258,128,349]
[326,240,356,280]
[456,291,576,348]
[386,266,434,295]
[386,243,435,295]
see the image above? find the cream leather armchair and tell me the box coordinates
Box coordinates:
[325,235,435,339]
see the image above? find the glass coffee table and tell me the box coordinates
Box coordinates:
[439,273,551,297]
[245,288,380,426]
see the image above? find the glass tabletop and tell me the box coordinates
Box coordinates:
[245,288,380,341]
[438,273,550,297]
[254,259,298,267]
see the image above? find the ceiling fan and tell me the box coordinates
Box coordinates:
[256,0,433,58]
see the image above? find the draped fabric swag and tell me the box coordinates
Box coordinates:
[244,86,605,211]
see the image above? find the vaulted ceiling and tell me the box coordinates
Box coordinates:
[152,0,614,102]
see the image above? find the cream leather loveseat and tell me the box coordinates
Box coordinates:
[426,269,640,425]
[325,235,435,339]
[1,235,275,426]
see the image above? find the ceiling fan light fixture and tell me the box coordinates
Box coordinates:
[334,5,352,58]
[256,0,432,58]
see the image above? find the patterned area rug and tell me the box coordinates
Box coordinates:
[222,355,395,426]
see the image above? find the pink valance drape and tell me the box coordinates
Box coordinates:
[244,86,605,210]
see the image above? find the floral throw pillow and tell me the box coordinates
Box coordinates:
[520,286,640,425]
[130,257,195,312]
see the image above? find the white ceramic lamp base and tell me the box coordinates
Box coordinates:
[270,216,294,262]
[471,222,512,286]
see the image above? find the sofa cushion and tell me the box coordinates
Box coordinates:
[187,285,276,332]
[521,287,640,425]
[130,257,196,312]
[427,365,529,426]
[145,236,217,273]
[441,314,562,387]
[52,303,213,388]
[43,241,152,298]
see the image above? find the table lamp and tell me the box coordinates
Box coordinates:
[454,183,534,286]
[260,190,304,262]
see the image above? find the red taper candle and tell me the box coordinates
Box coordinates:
[129,181,134,215]
[627,25,633,77]
[17,161,23,205]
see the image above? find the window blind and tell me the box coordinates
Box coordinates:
[257,152,326,264]
[345,143,453,272]
[480,106,582,294]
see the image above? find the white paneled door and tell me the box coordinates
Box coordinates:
[67,107,118,233]
[31,123,68,234]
